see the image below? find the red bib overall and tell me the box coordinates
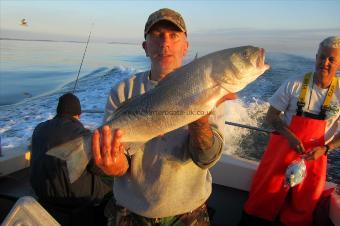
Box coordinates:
[244,115,327,226]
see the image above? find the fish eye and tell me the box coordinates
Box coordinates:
[241,50,250,59]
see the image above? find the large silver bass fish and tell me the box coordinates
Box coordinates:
[47,46,270,182]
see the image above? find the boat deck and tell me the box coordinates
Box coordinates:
[0,168,249,225]
[1,155,339,226]
[0,168,35,222]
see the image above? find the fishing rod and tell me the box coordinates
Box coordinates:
[225,121,273,134]
[82,109,104,114]
[72,24,94,93]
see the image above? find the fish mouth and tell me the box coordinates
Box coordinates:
[256,48,270,70]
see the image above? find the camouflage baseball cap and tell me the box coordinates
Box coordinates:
[144,8,187,38]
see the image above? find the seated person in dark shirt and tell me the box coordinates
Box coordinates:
[30,93,111,224]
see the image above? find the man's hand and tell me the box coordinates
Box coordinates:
[286,133,305,154]
[266,106,305,154]
[92,126,129,176]
[304,146,327,161]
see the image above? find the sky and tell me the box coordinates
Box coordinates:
[1,0,340,56]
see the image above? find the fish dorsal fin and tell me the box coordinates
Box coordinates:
[194,52,198,60]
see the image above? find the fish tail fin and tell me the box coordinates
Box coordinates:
[46,134,92,183]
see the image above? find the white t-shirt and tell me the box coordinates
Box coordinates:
[268,74,339,143]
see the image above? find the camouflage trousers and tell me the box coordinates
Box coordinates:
[105,201,210,226]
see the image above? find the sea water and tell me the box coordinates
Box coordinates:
[0,39,339,183]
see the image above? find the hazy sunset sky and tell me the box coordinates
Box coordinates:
[1,0,340,56]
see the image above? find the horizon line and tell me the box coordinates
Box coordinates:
[0,37,139,45]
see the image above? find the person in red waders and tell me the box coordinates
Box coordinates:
[239,36,340,226]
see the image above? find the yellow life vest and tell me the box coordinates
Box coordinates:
[297,72,337,119]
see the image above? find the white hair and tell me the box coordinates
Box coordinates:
[319,36,340,49]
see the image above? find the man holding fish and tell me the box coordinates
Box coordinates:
[93,8,224,225]
[89,8,269,226]
[45,7,268,225]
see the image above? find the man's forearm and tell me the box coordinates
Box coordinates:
[266,106,297,141]
[188,116,213,150]
[269,115,295,138]
[188,115,223,169]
